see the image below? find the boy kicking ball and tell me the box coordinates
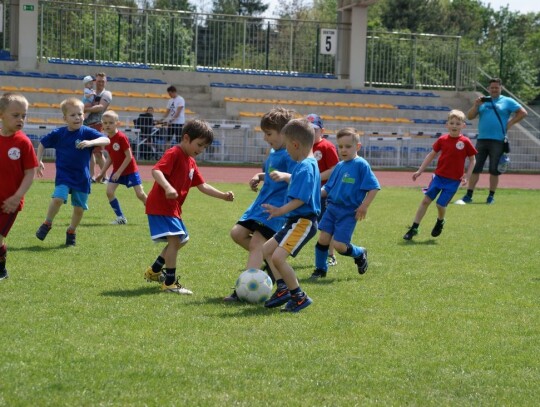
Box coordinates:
[403,110,477,241]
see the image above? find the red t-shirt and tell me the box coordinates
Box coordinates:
[104,131,138,176]
[433,134,477,180]
[313,138,339,185]
[0,131,38,212]
[145,146,204,218]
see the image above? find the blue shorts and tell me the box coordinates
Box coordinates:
[109,172,142,188]
[424,174,461,207]
[52,185,89,210]
[318,204,357,244]
[148,215,189,243]
[274,215,318,257]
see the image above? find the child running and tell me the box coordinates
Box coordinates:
[262,118,321,313]
[403,109,477,240]
[312,128,380,279]
[0,93,38,280]
[35,97,110,246]
[224,107,297,302]
[95,110,147,224]
[143,119,234,294]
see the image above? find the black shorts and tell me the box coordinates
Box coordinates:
[236,219,276,240]
[473,139,504,176]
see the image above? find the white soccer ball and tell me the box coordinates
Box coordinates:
[235,268,273,304]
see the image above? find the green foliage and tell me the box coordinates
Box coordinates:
[1,180,539,405]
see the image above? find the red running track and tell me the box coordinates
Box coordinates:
[38,163,539,189]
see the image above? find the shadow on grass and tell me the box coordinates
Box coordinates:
[100,286,159,297]
[9,244,75,251]
[400,239,438,246]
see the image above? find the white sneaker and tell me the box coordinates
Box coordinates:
[111,216,127,225]
[454,199,466,205]
[161,279,193,295]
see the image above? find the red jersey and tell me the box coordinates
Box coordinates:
[104,131,138,176]
[145,146,204,218]
[0,130,38,212]
[433,134,477,180]
[313,138,339,185]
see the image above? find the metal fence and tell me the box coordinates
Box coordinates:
[0,0,477,89]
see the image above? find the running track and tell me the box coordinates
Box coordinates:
[40,164,539,189]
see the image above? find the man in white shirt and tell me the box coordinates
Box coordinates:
[161,85,185,151]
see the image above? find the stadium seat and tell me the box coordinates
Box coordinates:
[38,88,58,94]
[0,86,19,92]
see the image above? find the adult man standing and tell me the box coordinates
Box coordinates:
[458,78,527,205]
[84,72,112,181]
[160,85,185,151]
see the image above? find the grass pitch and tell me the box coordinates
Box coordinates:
[1,179,538,406]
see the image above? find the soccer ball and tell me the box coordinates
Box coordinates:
[235,268,273,304]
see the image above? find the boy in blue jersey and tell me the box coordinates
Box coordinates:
[262,119,321,313]
[35,98,110,246]
[224,107,297,302]
[312,127,380,279]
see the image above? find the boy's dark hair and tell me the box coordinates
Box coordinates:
[336,127,360,143]
[260,107,295,132]
[0,92,29,112]
[182,119,214,145]
[167,85,177,93]
[489,78,502,85]
[282,118,314,148]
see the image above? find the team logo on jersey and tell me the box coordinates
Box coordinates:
[341,172,355,184]
[313,150,323,161]
[75,139,82,147]
[456,141,465,150]
[189,168,194,180]
[8,147,21,160]
[113,142,121,151]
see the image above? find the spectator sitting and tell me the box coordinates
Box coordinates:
[133,107,156,160]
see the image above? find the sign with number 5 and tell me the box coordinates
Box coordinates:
[320,29,337,55]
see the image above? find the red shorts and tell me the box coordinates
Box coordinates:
[88,122,105,154]
[0,211,19,238]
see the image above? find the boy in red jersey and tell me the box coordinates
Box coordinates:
[143,119,234,294]
[95,110,147,224]
[0,93,38,280]
[403,110,477,240]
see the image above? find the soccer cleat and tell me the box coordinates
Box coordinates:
[36,223,52,241]
[403,227,418,241]
[264,287,291,308]
[310,268,327,280]
[223,290,239,302]
[65,231,76,246]
[486,196,495,205]
[461,195,473,204]
[161,279,193,295]
[354,249,368,275]
[327,254,338,266]
[144,266,165,283]
[431,219,445,237]
[0,269,8,281]
[281,294,313,313]
[111,216,128,225]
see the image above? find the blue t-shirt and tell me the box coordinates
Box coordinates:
[40,125,104,193]
[324,156,380,211]
[240,148,297,232]
[286,156,321,219]
[478,95,522,141]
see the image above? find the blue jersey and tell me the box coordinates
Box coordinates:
[478,95,522,141]
[40,125,104,193]
[240,148,297,232]
[324,156,380,211]
[286,157,321,219]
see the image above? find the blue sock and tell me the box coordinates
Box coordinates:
[315,243,329,270]
[109,198,124,217]
[290,287,302,296]
[341,244,363,258]
[276,279,287,291]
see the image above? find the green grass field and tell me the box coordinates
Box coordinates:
[1,179,538,406]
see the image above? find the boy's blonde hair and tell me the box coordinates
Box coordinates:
[0,93,29,113]
[260,106,296,133]
[102,110,119,122]
[447,109,466,123]
[60,97,84,115]
[281,118,315,148]
[336,127,360,143]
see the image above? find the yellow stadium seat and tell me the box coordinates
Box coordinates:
[57,88,75,94]
[127,92,145,98]
[38,88,57,93]
[47,118,64,125]
[19,87,38,93]
[32,102,53,108]
[0,86,19,92]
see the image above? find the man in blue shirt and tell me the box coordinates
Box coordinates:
[459,78,527,205]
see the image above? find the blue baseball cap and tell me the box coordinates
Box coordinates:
[306,113,323,129]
